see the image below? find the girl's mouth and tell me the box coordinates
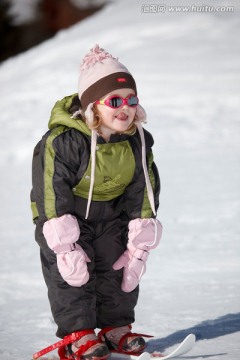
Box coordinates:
[115,112,128,121]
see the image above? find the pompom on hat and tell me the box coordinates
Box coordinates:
[78,45,147,124]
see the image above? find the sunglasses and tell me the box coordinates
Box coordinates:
[95,95,139,109]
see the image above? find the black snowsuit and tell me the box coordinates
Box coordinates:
[31,94,160,338]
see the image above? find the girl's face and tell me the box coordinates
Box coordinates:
[95,88,137,141]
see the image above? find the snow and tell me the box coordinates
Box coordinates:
[0,0,240,359]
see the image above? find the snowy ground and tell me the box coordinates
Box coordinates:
[0,0,240,359]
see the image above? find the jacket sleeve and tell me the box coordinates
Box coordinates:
[122,130,160,220]
[31,127,85,223]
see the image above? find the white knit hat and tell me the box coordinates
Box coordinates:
[78,45,147,124]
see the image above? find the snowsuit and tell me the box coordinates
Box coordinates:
[31,94,160,338]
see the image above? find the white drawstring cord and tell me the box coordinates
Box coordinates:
[136,123,156,216]
[85,129,97,219]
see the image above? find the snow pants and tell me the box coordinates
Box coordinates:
[38,217,139,338]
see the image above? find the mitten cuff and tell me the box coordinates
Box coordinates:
[132,248,149,261]
[128,218,162,251]
[43,214,80,252]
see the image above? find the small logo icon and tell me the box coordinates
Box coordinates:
[117,78,127,83]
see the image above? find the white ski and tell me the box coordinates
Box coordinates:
[111,352,151,360]
[111,333,196,360]
[151,333,196,359]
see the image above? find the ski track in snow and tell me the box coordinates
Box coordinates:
[0,0,240,359]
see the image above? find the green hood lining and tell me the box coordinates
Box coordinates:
[48,94,91,136]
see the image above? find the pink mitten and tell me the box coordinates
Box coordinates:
[43,214,91,287]
[113,218,162,292]
[56,244,90,287]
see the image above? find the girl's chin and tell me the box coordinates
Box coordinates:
[114,124,131,133]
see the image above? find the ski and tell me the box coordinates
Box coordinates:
[111,333,196,360]
[111,352,151,360]
[32,334,196,360]
[151,333,196,359]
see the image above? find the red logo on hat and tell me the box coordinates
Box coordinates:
[117,78,127,83]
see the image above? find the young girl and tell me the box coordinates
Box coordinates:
[31,45,162,360]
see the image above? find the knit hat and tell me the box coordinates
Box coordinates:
[77,45,147,124]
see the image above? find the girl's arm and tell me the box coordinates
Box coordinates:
[113,130,162,292]
[31,128,91,287]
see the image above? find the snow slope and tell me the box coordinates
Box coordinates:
[0,0,240,359]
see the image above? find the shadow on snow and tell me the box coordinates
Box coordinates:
[146,313,240,354]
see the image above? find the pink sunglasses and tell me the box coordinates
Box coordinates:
[95,95,139,109]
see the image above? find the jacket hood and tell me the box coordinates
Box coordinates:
[48,94,91,136]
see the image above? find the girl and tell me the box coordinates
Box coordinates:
[31,45,162,360]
